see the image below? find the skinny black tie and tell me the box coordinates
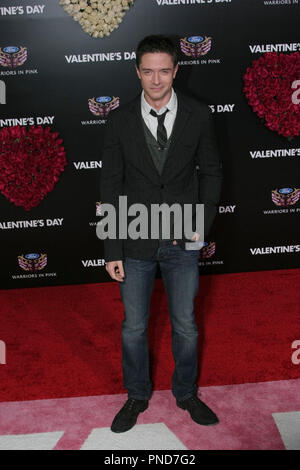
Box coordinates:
[150,108,168,149]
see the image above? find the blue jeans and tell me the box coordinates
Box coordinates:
[119,240,200,401]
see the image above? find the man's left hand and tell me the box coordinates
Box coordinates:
[173,233,200,245]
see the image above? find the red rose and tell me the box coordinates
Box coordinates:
[243,52,300,139]
[0,125,67,210]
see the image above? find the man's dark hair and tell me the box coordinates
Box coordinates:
[136,35,178,68]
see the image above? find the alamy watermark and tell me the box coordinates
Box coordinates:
[96,196,204,249]
[0,340,6,364]
[292,80,300,105]
[0,80,6,104]
[291,340,300,365]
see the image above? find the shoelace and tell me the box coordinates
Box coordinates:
[124,398,136,411]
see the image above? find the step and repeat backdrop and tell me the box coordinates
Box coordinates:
[0,0,299,289]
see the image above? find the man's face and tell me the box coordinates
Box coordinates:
[136,52,178,107]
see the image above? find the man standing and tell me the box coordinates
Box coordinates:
[100,35,222,433]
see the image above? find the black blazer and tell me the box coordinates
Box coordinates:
[100,89,222,262]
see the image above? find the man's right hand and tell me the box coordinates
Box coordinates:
[105,261,125,282]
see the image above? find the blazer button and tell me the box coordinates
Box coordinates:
[160,184,164,189]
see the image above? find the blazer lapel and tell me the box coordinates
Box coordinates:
[128,95,161,179]
[161,92,192,175]
[170,92,191,151]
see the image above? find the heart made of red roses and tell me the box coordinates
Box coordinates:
[0,147,66,211]
[243,52,300,138]
[59,0,135,38]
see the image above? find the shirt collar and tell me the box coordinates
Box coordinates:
[141,88,177,115]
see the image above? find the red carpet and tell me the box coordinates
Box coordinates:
[0,268,300,402]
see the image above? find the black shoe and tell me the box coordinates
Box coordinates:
[176,395,219,426]
[111,398,149,433]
